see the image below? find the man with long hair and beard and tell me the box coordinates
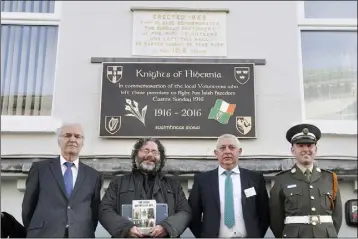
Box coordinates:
[99,138,191,238]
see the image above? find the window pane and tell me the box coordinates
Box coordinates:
[301,31,357,121]
[1,25,58,116]
[304,1,357,19]
[1,0,55,13]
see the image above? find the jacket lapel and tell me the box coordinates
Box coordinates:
[152,173,164,197]
[70,161,87,199]
[239,168,250,207]
[49,156,67,198]
[209,168,221,211]
[291,165,309,184]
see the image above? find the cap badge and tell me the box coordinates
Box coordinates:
[302,128,309,135]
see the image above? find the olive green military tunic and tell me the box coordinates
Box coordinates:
[269,164,342,238]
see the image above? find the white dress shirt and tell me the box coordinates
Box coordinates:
[218,165,247,238]
[60,156,79,188]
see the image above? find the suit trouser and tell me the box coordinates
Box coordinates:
[63,228,69,238]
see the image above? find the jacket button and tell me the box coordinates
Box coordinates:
[310,196,314,200]
[68,206,71,209]
[311,207,316,211]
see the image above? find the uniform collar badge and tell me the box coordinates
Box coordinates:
[291,168,296,173]
[316,167,321,172]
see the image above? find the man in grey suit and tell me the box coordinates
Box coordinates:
[22,123,103,238]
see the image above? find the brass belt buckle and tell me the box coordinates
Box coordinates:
[309,215,321,225]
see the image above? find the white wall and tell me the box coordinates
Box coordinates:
[1,2,356,237]
[1,1,356,158]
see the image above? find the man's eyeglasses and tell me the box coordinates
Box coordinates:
[61,133,83,140]
[140,149,159,156]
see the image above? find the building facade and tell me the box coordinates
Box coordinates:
[1,1,357,237]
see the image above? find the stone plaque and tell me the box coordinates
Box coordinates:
[132,10,227,57]
[99,62,256,138]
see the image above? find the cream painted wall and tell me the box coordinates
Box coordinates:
[1,1,356,158]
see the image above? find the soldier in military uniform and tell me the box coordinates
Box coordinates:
[269,123,342,238]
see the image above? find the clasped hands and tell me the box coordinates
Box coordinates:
[128,225,168,238]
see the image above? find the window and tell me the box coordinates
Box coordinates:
[304,1,357,19]
[1,1,62,132]
[298,1,357,135]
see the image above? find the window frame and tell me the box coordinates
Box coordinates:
[1,1,62,133]
[296,1,357,135]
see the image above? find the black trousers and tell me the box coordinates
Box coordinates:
[63,228,69,238]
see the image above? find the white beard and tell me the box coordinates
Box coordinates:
[136,156,157,172]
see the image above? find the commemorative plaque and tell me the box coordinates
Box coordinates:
[99,62,256,138]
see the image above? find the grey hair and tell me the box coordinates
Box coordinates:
[216,134,240,149]
[56,122,84,140]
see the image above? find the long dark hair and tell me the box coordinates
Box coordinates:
[131,138,167,172]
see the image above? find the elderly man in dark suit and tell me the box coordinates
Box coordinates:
[22,123,103,238]
[188,134,270,238]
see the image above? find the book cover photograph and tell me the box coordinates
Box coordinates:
[132,200,156,234]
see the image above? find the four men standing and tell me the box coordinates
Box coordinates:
[17,123,343,238]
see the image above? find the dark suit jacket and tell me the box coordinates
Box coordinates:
[188,167,270,238]
[21,157,102,238]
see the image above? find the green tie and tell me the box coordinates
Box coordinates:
[224,171,235,228]
[305,169,311,181]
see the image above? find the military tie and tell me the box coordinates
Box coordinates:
[63,162,74,199]
[304,169,311,182]
[224,170,235,228]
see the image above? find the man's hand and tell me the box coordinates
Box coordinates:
[150,225,168,238]
[128,226,143,238]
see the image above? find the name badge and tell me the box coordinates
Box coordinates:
[287,184,297,189]
[244,187,256,198]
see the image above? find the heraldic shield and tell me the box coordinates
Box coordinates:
[106,65,123,84]
[234,67,250,85]
[105,116,121,135]
[236,116,252,135]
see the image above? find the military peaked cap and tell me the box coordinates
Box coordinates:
[286,123,321,144]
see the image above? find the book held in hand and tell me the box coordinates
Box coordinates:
[132,200,157,235]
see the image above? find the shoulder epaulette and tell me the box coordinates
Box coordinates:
[275,169,290,176]
[320,168,334,174]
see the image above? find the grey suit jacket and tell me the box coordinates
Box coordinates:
[22,157,102,238]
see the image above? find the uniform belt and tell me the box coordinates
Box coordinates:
[284,215,333,225]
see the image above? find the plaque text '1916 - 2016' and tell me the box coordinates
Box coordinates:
[99,62,256,138]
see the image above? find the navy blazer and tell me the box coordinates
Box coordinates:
[188,167,270,238]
